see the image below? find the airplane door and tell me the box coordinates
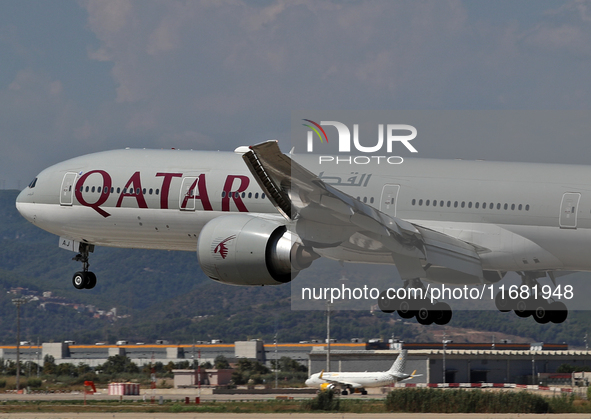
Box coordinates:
[59,173,78,206]
[559,192,581,229]
[380,184,400,217]
[179,177,198,211]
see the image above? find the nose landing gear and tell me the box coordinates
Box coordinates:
[72,243,97,289]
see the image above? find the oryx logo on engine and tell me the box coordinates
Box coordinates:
[213,235,236,259]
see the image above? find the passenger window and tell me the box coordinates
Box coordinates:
[149,189,153,195]
[363,197,367,203]
[454,201,458,208]
[262,193,266,199]
[461,201,465,208]
[255,193,259,199]
[419,199,423,206]
[142,188,146,194]
[504,203,508,210]
[475,202,479,209]
[518,204,522,210]
[432,200,437,207]
[248,192,252,198]
[221,191,226,197]
[426,200,430,206]
[156,189,160,195]
[468,202,472,208]
[440,200,444,207]
[489,203,493,209]
[412,199,416,205]
[525,204,530,211]
[511,204,515,210]
[497,203,501,210]
[447,201,451,207]
[370,197,374,204]
[91,187,95,193]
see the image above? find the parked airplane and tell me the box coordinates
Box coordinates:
[15,141,582,325]
[305,349,419,395]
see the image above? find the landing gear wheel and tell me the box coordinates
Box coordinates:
[495,291,513,312]
[341,390,348,395]
[85,272,97,289]
[378,290,397,313]
[532,301,551,324]
[397,299,416,319]
[433,302,453,325]
[72,272,87,289]
[361,390,368,395]
[416,303,434,325]
[514,298,532,318]
[549,301,568,324]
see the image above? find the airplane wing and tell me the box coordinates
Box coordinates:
[320,377,364,389]
[242,140,483,280]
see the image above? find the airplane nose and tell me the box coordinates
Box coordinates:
[16,187,35,222]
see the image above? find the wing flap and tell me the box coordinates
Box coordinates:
[243,141,483,279]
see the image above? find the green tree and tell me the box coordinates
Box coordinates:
[557,363,591,373]
[231,359,270,385]
[43,355,56,375]
[97,355,139,374]
[274,356,307,373]
[56,363,77,377]
[214,355,230,369]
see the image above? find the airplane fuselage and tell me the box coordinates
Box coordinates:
[305,371,399,389]
[16,148,591,275]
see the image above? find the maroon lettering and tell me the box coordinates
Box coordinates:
[156,172,182,209]
[222,175,250,212]
[116,171,148,208]
[181,175,213,211]
[74,170,112,218]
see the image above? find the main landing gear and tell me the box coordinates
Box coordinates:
[341,388,367,395]
[378,278,453,325]
[494,272,568,324]
[72,243,97,290]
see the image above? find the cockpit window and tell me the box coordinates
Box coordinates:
[28,178,37,189]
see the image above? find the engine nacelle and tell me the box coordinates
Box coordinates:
[320,383,335,391]
[197,215,317,285]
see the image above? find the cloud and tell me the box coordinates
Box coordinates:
[3,0,591,187]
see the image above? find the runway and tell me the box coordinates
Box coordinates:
[1,413,591,419]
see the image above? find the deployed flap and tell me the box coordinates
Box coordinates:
[243,141,483,279]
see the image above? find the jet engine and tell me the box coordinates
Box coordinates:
[320,383,335,391]
[197,215,317,285]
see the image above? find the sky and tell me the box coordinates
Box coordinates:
[2,0,591,189]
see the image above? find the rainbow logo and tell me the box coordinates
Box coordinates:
[302,119,328,152]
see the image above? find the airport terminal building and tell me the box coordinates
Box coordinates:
[4,340,591,385]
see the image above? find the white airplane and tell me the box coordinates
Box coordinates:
[15,141,584,324]
[305,349,419,395]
